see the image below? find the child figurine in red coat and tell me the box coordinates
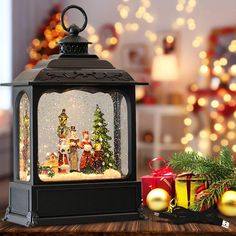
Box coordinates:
[79,131,94,173]
[93,143,103,174]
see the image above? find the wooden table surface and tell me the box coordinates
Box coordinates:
[0,210,236,236]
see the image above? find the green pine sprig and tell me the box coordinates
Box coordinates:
[169,148,235,183]
[169,147,236,210]
[191,178,236,211]
[219,148,235,169]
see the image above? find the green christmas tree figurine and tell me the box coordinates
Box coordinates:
[92,105,116,171]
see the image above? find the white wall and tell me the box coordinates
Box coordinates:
[64,0,236,91]
[0,0,12,109]
[12,0,54,77]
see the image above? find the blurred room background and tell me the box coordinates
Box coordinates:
[1,0,236,209]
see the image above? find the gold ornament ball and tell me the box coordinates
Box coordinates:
[146,188,171,211]
[217,190,236,217]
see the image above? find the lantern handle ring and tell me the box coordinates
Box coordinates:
[60,5,88,35]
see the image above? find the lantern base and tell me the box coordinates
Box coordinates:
[4,209,142,227]
[3,181,143,227]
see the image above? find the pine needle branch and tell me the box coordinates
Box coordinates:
[169,150,235,183]
[219,147,235,169]
[169,148,236,211]
[190,178,236,211]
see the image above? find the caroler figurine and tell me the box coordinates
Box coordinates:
[79,131,93,173]
[69,126,79,172]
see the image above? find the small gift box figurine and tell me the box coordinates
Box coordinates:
[175,173,207,209]
[141,157,175,206]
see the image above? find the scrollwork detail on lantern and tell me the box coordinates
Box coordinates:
[35,71,133,83]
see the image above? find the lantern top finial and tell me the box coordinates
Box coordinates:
[60,5,88,35]
[58,5,91,55]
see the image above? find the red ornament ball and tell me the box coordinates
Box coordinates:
[217,102,236,117]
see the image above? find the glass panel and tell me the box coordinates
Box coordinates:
[120,97,128,175]
[19,93,30,181]
[38,90,128,182]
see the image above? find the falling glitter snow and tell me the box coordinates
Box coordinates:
[38,90,128,178]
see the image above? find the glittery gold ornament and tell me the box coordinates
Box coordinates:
[217,190,236,217]
[146,188,171,211]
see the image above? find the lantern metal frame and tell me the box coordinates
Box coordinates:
[2,5,147,227]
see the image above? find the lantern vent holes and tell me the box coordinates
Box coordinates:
[60,43,88,55]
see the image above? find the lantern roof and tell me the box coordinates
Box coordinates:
[2,5,147,87]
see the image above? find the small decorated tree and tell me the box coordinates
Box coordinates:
[92,105,116,171]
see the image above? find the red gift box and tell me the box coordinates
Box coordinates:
[141,157,175,206]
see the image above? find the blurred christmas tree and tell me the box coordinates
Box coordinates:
[25,4,67,70]
[92,105,116,170]
[182,27,236,164]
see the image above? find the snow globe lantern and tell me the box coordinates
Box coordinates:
[2,5,147,226]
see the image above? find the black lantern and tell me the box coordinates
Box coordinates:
[2,5,147,227]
